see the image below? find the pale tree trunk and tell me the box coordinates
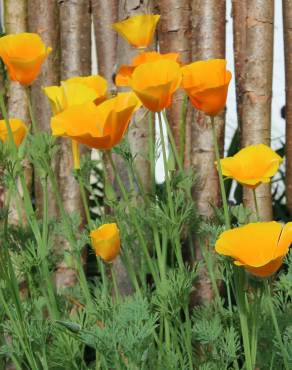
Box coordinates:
[232,0,247,130]
[55,0,91,290]
[283,0,292,215]
[4,0,32,225]
[91,0,134,295]
[191,0,226,303]
[236,0,274,220]
[156,0,193,167]
[28,0,60,218]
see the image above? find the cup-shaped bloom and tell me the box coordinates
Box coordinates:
[116,51,180,86]
[90,223,120,262]
[0,33,52,85]
[215,222,292,277]
[51,92,141,150]
[112,14,160,48]
[43,75,107,114]
[0,119,28,147]
[181,59,232,116]
[219,144,282,188]
[130,60,181,112]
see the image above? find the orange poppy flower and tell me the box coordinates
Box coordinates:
[112,14,160,48]
[90,223,120,262]
[0,33,52,85]
[219,144,283,188]
[215,222,292,277]
[130,59,181,112]
[0,119,28,147]
[50,92,141,150]
[115,51,180,86]
[181,59,232,116]
[43,75,107,114]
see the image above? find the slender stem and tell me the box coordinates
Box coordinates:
[26,88,38,134]
[0,91,59,319]
[107,151,159,284]
[253,188,260,221]
[158,112,174,218]
[76,169,91,227]
[158,113,184,270]
[264,280,289,370]
[210,116,231,229]
[47,166,94,310]
[148,112,156,194]
[235,269,253,370]
[162,109,183,171]
[179,95,188,166]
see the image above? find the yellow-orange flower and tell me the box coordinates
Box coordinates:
[50,92,141,150]
[116,51,180,86]
[181,59,232,116]
[0,119,28,147]
[90,223,120,262]
[43,75,107,114]
[130,60,181,112]
[113,14,160,48]
[219,144,282,188]
[215,222,292,277]
[0,33,52,85]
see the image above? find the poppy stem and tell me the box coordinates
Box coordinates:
[26,88,38,134]
[107,151,159,285]
[148,111,156,194]
[162,109,183,171]
[179,95,188,166]
[252,188,260,221]
[264,280,290,370]
[210,116,231,229]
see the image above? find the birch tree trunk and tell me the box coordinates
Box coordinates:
[28,0,60,217]
[4,0,32,225]
[55,0,91,290]
[232,0,247,131]
[237,0,274,220]
[191,0,226,303]
[156,0,193,166]
[283,0,292,215]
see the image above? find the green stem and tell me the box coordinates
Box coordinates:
[210,116,231,229]
[148,112,156,194]
[47,166,94,311]
[235,269,253,370]
[158,112,174,218]
[162,110,183,171]
[0,91,59,319]
[179,95,188,166]
[264,280,290,370]
[76,170,91,227]
[26,88,38,134]
[107,151,159,284]
[253,188,260,221]
[158,113,184,270]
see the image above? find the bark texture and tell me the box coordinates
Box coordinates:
[55,0,91,290]
[91,0,119,92]
[28,0,60,217]
[4,0,31,225]
[232,0,247,130]
[156,0,193,166]
[234,0,274,220]
[191,0,226,303]
[58,0,91,214]
[283,0,292,215]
